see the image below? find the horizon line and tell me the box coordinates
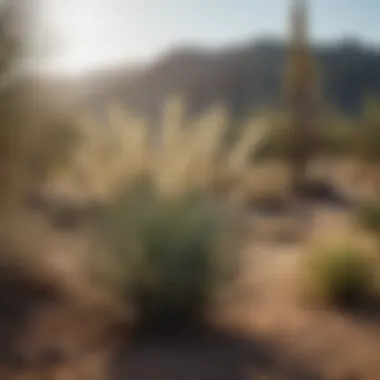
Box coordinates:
[32,32,380,77]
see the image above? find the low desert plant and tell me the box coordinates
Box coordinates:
[94,182,245,332]
[304,245,375,308]
[355,97,380,163]
[78,98,268,333]
[357,201,380,248]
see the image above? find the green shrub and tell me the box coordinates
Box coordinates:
[355,97,380,163]
[306,246,374,307]
[94,181,244,332]
[315,126,355,157]
[357,200,380,234]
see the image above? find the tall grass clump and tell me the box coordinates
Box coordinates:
[71,97,267,201]
[82,97,263,332]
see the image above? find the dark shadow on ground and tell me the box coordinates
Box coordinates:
[297,179,353,210]
[248,179,354,219]
[248,180,353,220]
[337,296,380,326]
[0,268,62,367]
[109,327,323,380]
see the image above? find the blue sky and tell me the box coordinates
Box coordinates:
[36,0,380,72]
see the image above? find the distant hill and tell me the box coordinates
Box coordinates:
[78,38,380,122]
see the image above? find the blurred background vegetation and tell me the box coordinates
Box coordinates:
[0,1,380,379]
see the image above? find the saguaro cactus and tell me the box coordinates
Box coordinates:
[284,0,320,196]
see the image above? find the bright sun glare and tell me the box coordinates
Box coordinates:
[41,0,138,73]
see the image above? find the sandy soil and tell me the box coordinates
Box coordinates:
[1,160,379,380]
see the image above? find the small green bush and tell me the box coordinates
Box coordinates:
[306,246,374,307]
[357,201,380,234]
[355,97,380,163]
[94,181,244,332]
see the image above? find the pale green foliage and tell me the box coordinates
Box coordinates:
[94,181,245,330]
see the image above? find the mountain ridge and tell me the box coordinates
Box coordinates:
[71,37,380,120]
